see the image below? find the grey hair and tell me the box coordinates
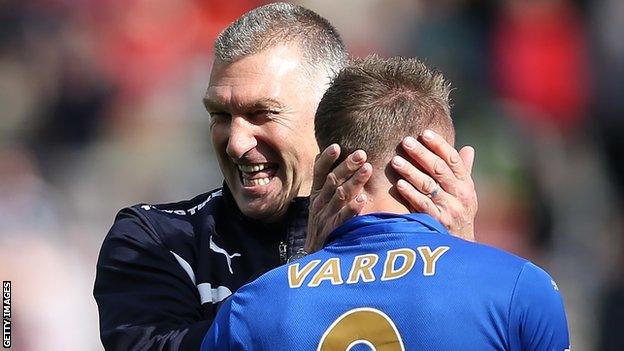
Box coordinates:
[214,2,348,79]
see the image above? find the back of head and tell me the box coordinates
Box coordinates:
[315,55,455,170]
[214,2,347,80]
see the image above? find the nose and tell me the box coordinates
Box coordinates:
[226,116,257,159]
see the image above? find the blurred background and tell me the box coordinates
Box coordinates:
[0,0,622,349]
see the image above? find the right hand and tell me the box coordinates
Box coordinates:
[305,145,372,253]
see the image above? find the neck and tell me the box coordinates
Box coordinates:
[359,172,411,215]
[360,196,410,215]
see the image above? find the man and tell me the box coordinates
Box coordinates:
[94,3,478,350]
[201,56,569,350]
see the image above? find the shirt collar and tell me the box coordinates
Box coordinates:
[325,212,449,245]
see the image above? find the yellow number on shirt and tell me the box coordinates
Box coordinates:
[318,307,405,350]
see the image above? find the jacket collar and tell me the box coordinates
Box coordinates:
[221,182,309,254]
[326,212,449,246]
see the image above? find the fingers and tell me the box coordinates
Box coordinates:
[392,154,463,223]
[311,144,340,194]
[395,131,478,241]
[420,130,468,181]
[324,163,372,215]
[396,178,471,237]
[306,160,371,253]
[315,150,367,208]
[400,136,459,194]
[334,193,368,227]
[333,149,367,183]
[391,155,439,196]
[395,179,440,219]
[458,146,475,176]
[306,191,368,253]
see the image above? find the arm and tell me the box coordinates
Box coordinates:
[509,262,570,351]
[94,209,210,351]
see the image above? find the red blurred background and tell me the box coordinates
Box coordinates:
[0,0,622,349]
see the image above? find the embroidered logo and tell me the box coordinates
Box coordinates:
[210,236,241,274]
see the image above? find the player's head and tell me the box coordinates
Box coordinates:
[204,3,347,222]
[315,55,454,212]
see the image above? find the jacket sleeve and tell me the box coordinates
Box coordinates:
[94,209,211,351]
[508,262,570,351]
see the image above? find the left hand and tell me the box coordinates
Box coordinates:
[391,130,478,241]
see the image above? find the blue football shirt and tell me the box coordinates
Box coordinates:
[202,213,570,350]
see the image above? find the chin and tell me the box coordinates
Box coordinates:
[240,204,282,222]
[242,190,292,221]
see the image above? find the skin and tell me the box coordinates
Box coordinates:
[324,140,468,229]
[305,135,477,252]
[205,42,478,249]
[205,43,325,222]
[392,132,477,241]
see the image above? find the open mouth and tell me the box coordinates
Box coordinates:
[237,162,279,187]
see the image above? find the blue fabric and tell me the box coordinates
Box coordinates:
[201,213,570,351]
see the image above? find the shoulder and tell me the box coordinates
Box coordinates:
[106,188,225,246]
[508,261,570,349]
[98,188,226,272]
[132,188,225,231]
[139,188,225,217]
[511,260,565,310]
[440,235,530,275]
[438,237,563,307]
[426,237,569,349]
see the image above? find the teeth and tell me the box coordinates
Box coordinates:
[243,177,271,186]
[237,163,270,173]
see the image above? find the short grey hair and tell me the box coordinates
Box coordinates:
[214,2,348,79]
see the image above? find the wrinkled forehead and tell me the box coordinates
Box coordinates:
[205,45,312,110]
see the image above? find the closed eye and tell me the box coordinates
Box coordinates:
[252,109,280,119]
[209,111,231,118]
[208,111,231,126]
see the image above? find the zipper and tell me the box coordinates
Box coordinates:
[279,241,288,263]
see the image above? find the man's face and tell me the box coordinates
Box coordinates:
[205,44,323,222]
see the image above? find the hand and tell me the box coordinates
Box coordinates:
[391,130,478,241]
[305,145,373,253]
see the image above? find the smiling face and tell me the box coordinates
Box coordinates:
[205,44,325,222]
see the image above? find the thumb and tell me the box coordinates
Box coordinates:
[459,146,475,176]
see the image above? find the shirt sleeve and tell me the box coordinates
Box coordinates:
[94,209,211,351]
[201,295,253,351]
[200,297,233,350]
[508,262,570,351]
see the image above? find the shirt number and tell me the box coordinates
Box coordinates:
[318,307,405,350]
